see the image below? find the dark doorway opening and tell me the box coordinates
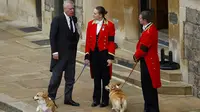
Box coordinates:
[36,0,42,29]
[139,0,169,46]
[139,0,150,32]
[153,0,168,30]
[54,0,64,17]
[139,0,168,30]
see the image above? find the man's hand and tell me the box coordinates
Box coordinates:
[85,59,90,65]
[133,55,138,63]
[53,52,59,60]
[107,59,113,66]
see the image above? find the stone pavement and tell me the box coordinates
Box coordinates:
[1,22,200,112]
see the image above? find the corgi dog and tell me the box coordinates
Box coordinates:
[106,82,127,112]
[33,91,57,112]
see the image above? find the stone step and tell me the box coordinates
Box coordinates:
[112,48,180,82]
[76,51,192,95]
[122,30,169,52]
[122,39,169,55]
[158,30,169,46]
[111,64,192,95]
[122,39,137,52]
[115,56,182,82]
[79,43,180,81]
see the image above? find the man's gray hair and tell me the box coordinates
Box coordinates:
[140,10,152,23]
[63,0,74,8]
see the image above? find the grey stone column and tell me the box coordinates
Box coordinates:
[75,0,83,39]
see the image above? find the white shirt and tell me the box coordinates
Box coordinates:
[95,19,104,35]
[64,12,75,33]
[53,13,76,55]
[142,22,152,31]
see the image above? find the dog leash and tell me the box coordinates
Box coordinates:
[121,62,138,88]
[54,63,87,101]
[52,63,87,108]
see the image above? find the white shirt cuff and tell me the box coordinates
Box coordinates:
[52,52,58,55]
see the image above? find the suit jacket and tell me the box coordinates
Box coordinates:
[49,14,79,72]
[133,23,161,88]
[84,19,116,79]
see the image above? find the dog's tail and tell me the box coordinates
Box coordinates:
[120,98,127,112]
[120,98,123,109]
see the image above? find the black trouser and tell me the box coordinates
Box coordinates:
[48,50,76,102]
[140,58,159,112]
[90,48,110,104]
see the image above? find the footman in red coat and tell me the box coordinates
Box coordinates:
[84,6,115,108]
[133,10,161,112]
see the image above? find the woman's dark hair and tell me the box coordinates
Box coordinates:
[95,6,108,19]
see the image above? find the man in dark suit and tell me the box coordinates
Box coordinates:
[48,0,80,106]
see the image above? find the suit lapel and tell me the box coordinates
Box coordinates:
[62,14,70,31]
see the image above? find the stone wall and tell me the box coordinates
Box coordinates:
[0,0,38,26]
[0,0,7,16]
[184,7,200,97]
[42,0,83,37]
[168,0,180,63]
[75,0,83,39]
[42,0,54,35]
[81,0,139,48]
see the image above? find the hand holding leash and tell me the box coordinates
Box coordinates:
[85,59,90,66]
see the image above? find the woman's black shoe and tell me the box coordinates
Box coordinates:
[100,102,109,107]
[91,102,100,107]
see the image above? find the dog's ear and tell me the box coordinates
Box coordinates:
[42,91,48,98]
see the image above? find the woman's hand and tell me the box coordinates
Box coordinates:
[107,59,113,66]
[52,53,59,60]
[85,59,90,65]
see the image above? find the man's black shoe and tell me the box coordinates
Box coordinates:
[100,102,108,107]
[64,100,80,106]
[91,101,100,107]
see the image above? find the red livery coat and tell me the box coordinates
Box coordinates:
[133,23,161,88]
[85,19,115,79]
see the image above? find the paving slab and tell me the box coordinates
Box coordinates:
[0,57,48,75]
[0,29,17,40]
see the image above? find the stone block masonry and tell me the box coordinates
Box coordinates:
[184,7,200,98]
[0,0,38,26]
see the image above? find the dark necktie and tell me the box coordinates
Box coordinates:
[70,17,74,32]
